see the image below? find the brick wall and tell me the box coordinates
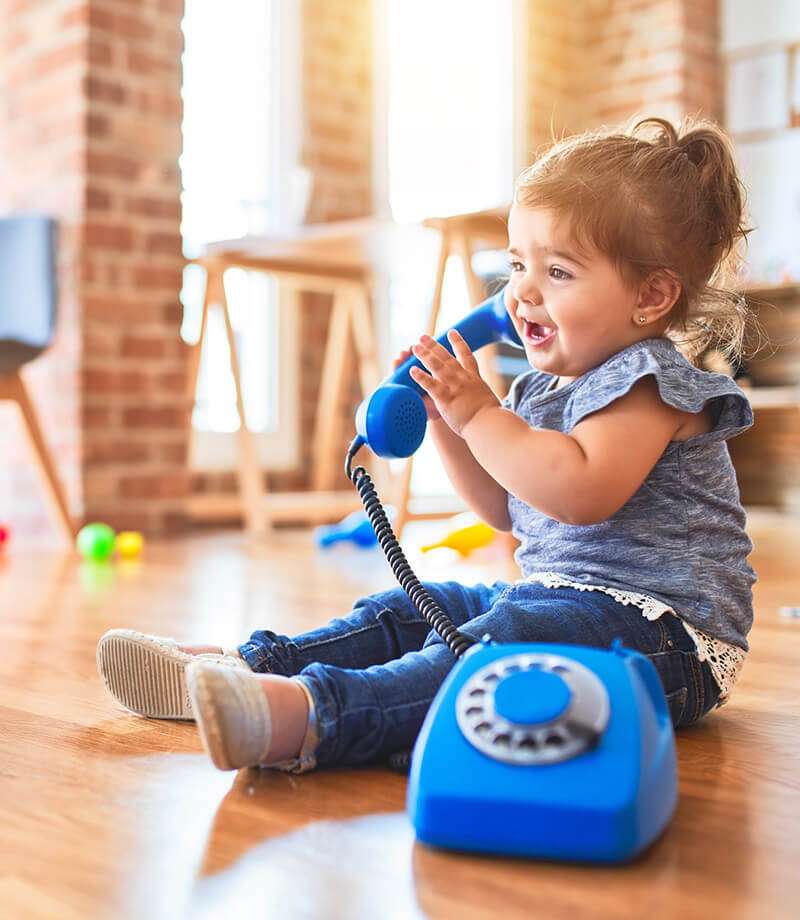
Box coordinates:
[526,0,721,152]
[81,0,188,534]
[581,0,721,128]
[525,0,591,151]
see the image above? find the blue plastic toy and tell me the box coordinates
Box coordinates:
[316,510,379,549]
[407,639,678,863]
[354,287,521,459]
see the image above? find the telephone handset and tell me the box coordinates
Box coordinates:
[344,284,677,863]
[354,285,521,459]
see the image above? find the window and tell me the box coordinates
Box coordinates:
[180,0,301,470]
[373,0,526,499]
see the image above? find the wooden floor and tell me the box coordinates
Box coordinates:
[2,511,799,920]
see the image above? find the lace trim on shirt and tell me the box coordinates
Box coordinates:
[523,571,746,704]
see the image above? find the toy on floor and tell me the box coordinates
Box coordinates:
[76,523,116,561]
[316,508,394,549]
[116,531,144,559]
[420,515,496,556]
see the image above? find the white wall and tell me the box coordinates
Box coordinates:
[723,1,800,284]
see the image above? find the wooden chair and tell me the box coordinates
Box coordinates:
[0,215,74,540]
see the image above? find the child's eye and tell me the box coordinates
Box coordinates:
[508,260,524,273]
[549,266,572,281]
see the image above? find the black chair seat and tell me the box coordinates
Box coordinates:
[0,214,57,374]
[0,341,45,376]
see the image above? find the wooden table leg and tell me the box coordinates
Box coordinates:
[426,230,450,336]
[216,269,268,536]
[454,231,504,397]
[312,287,353,492]
[348,282,380,398]
[1,371,75,541]
[393,233,451,537]
[347,280,398,497]
[186,264,212,405]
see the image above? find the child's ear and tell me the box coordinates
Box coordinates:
[634,270,682,325]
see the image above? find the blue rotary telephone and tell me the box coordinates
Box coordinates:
[344,285,678,863]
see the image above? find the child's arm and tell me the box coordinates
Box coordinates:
[428,416,512,531]
[390,344,511,530]
[411,333,687,526]
[462,375,685,524]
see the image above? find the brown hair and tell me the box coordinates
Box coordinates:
[514,115,760,366]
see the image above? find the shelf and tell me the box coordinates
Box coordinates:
[743,386,800,411]
[186,490,362,525]
[739,282,800,299]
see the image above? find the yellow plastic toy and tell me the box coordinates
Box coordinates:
[116,531,144,559]
[420,516,497,557]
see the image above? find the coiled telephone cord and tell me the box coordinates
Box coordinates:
[346,437,477,773]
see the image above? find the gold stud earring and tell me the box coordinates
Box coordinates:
[637,315,647,324]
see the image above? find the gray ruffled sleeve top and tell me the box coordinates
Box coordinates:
[502,337,756,650]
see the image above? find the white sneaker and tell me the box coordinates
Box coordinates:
[186,660,273,770]
[186,661,318,774]
[96,629,248,720]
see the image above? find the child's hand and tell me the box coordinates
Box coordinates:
[392,347,441,420]
[409,331,500,435]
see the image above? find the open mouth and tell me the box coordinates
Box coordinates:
[522,320,557,345]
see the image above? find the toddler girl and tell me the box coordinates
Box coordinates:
[98,116,757,774]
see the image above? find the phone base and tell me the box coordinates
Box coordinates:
[407,640,677,863]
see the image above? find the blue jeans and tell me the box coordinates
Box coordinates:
[238,580,720,769]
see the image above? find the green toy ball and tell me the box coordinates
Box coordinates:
[76,522,116,561]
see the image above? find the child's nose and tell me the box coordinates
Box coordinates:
[514,275,542,309]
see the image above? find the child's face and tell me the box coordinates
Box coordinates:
[506,205,643,381]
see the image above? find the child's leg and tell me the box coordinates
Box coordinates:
[97,579,507,724]
[294,582,719,769]
[238,579,509,675]
[186,580,510,771]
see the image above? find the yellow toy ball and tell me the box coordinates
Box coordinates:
[116,531,144,559]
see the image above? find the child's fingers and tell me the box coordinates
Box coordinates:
[409,365,439,394]
[391,347,414,369]
[420,335,453,364]
[413,337,449,374]
[447,329,479,371]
